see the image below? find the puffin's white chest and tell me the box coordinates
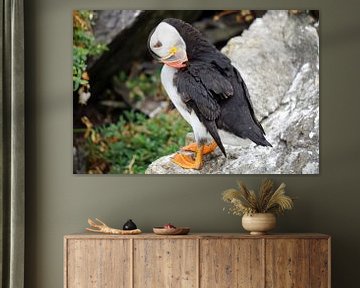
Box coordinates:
[160,66,189,120]
[160,65,209,142]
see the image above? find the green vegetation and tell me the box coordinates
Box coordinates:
[73,10,107,91]
[84,110,191,174]
[118,70,163,102]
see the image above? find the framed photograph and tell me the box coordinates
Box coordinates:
[73,10,319,175]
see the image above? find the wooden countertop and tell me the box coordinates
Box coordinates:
[65,232,330,240]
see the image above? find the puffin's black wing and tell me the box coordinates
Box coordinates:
[176,62,233,119]
[208,51,266,136]
[233,67,265,134]
[214,64,271,147]
[175,61,233,156]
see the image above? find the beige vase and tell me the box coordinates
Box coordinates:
[242,213,276,235]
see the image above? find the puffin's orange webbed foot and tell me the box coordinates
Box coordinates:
[181,141,217,155]
[172,145,204,170]
[171,153,201,169]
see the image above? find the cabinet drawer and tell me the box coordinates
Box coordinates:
[265,239,330,288]
[65,239,131,288]
[134,239,198,288]
[200,239,263,288]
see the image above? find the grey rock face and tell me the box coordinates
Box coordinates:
[93,10,142,45]
[146,10,319,174]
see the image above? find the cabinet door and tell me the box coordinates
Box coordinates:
[200,239,264,288]
[66,239,131,288]
[134,239,198,288]
[309,239,330,288]
[265,239,311,288]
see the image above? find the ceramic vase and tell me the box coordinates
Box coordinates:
[242,213,276,235]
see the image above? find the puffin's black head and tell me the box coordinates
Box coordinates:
[148,20,188,68]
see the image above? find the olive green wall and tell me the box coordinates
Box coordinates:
[24,0,360,287]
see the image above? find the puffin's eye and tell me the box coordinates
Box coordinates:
[153,41,162,48]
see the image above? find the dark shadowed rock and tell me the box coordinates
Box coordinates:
[146,10,319,174]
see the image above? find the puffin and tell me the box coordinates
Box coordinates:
[148,18,271,170]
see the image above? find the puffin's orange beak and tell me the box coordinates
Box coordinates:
[161,46,188,68]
